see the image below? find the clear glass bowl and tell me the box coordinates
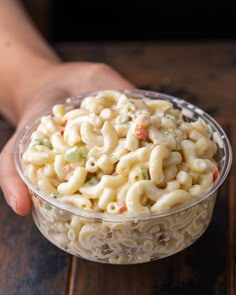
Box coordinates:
[14,89,232,264]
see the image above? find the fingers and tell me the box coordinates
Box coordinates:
[0,133,32,215]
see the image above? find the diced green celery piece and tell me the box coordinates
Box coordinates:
[140,168,149,180]
[32,138,43,146]
[42,138,53,149]
[51,191,60,198]
[85,175,99,185]
[44,203,52,210]
[65,146,86,162]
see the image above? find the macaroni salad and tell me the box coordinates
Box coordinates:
[21,90,220,263]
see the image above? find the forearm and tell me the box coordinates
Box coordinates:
[0,0,60,123]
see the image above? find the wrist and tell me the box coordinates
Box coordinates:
[0,0,62,123]
[13,51,60,98]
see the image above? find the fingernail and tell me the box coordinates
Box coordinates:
[8,195,17,213]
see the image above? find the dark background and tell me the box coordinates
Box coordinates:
[22,1,236,42]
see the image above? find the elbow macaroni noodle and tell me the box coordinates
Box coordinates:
[21,90,224,264]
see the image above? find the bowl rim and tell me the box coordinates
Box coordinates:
[14,88,233,222]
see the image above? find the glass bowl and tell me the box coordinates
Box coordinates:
[14,89,232,264]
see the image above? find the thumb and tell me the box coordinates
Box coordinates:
[0,133,32,215]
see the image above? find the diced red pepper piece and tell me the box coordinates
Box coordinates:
[135,124,148,140]
[118,203,127,213]
[213,169,219,182]
[60,129,64,136]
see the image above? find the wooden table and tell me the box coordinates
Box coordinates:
[0,41,235,295]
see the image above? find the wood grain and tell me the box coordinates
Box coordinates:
[0,196,71,295]
[0,41,235,295]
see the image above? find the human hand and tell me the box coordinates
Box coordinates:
[0,62,133,215]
